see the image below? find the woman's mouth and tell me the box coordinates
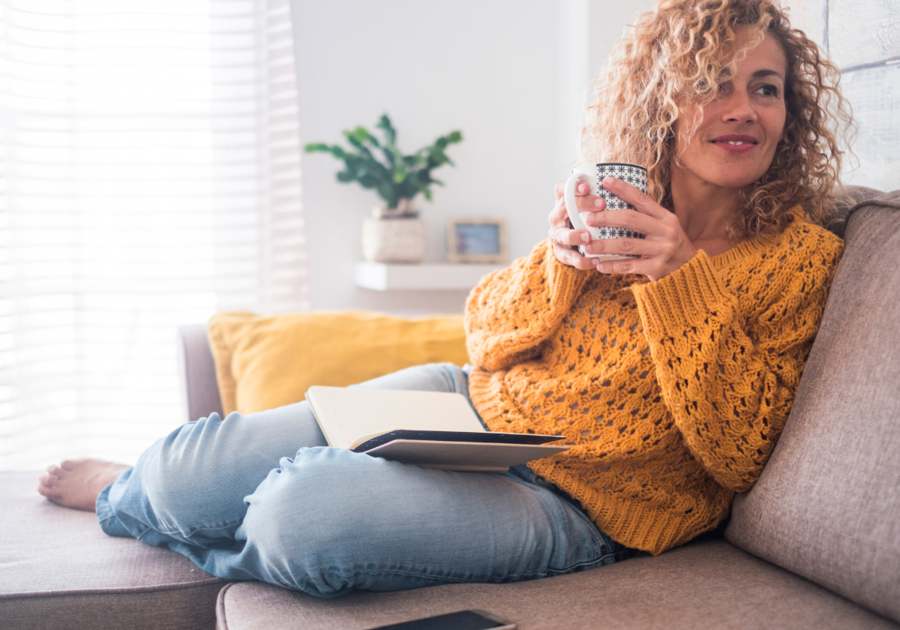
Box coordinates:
[711,135,758,153]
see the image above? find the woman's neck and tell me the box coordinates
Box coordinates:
[669,170,741,252]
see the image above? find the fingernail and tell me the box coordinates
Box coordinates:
[581,233,590,244]
[593,198,603,208]
[603,177,614,186]
[578,182,588,193]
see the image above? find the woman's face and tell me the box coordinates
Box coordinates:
[672,31,788,196]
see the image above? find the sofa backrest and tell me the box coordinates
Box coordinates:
[725,187,900,623]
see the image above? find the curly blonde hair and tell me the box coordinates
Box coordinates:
[579,0,853,238]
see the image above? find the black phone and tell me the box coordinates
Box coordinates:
[367,609,516,630]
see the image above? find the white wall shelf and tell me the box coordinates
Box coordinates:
[355,262,504,291]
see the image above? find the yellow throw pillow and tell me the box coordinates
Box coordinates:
[207,310,469,415]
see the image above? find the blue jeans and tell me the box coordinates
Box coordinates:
[97,363,633,598]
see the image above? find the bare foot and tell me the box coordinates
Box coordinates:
[37,459,130,511]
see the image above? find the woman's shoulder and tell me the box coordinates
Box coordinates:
[720,207,844,293]
[771,206,845,261]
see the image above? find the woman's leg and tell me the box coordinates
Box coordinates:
[96,400,328,546]
[87,362,629,597]
[96,363,473,547]
[161,449,627,598]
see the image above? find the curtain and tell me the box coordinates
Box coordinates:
[0,0,307,470]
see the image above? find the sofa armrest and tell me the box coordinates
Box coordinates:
[176,324,224,423]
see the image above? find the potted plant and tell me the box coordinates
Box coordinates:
[305,114,463,263]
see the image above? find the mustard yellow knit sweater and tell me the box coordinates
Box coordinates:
[464,213,843,556]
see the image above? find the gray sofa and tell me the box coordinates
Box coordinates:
[2,186,898,630]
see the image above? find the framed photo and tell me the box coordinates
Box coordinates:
[447,218,507,264]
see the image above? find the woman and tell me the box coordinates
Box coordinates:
[38,0,849,598]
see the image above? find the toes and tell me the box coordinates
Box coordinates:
[44,465,66,479]
[37,482,60,499]
[46,466,72,481]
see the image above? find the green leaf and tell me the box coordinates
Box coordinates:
[327,145,348,159]
[347,126,380,148]
[358,174,380,188]
[376,114,397,146]
[344,134,365,150]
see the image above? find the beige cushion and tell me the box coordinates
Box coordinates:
[0,471,226,630]
[726,192,900,624]
[215,539,898,630]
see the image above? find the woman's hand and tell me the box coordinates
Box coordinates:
[549,176,698,281]
[548,179,604,271]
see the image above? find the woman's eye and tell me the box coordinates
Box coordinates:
[755,84,781,98]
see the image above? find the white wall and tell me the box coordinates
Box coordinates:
[292,0,654,315]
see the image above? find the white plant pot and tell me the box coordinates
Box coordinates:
[362,216,427,263]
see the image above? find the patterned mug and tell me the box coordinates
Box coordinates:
[563,163,648,260]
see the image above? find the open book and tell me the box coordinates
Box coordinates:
[305,386,570,472]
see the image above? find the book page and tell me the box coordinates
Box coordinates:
[305,387,486,450]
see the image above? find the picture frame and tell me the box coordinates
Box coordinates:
[447,218,507,264]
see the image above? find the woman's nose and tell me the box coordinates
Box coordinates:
[721,89,758,124]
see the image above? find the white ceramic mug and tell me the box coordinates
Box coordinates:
[564,163,648,259]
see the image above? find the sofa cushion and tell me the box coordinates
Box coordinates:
[726,192,900,623]
[214,539,898,630]
[825,185,885,238]
[207,310,468,415]
[0,471,227,630]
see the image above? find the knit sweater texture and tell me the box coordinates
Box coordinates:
[464,212,844,556]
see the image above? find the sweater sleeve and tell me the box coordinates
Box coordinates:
[631,228,843,492]
[465,239,591,372]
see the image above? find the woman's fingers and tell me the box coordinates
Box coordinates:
[550,193,594,247]
[582,237,649,258]
[555,179,603,213]
[554,179,566,199]
[555,227,592,248]
[601,177,666,219]
[553,242,599,270]
[549,197,595,270]
[583,208,655,236]
[554,178,592,199]
[595,257,652,276]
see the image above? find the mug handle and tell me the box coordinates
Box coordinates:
[564,168,592,232]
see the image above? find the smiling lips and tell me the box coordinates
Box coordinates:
[711,134,759,153]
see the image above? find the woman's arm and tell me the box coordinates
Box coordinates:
[465,239,590,372]
[632,226,844,492]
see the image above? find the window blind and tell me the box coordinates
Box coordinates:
[0,0,307,470]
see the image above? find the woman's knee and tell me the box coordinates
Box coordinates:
[354,362,468,395]
[238,448,413,594]
[138,413,244,524]
[241,448,384,547]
